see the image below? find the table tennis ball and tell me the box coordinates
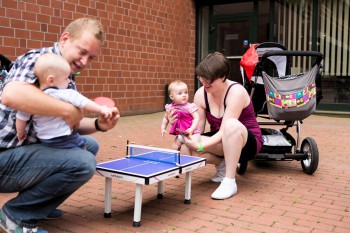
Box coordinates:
[177,135,184,143]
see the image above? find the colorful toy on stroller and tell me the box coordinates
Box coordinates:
[239,42,323,175]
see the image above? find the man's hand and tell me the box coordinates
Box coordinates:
[96,106,120,131]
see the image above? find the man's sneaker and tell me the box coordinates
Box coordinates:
[0,209,48,233]
[44,209,64,220]
[211,160,226,183]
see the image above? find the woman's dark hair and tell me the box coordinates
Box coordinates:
[195,52,230,82]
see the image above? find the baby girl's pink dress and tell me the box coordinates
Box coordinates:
[165,102,201,135]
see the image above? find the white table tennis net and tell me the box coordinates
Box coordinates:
[127,144,180,165]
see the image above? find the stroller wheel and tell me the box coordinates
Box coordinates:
[300,137,319,175]
[236,161,248,175]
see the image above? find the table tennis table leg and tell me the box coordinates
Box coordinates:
[133,184,143,227]
[184,172,191,204]
[157,181,164,199]
[104,177,112,218]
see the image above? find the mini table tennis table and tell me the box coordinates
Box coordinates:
[95,147,206,227]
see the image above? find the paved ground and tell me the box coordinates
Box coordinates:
[1,112,350,233]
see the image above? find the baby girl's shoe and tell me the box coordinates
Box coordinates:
[176,135,185,143]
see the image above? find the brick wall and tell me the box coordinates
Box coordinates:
[0,0,196,116]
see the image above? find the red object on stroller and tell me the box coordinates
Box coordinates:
[240,43,260,82]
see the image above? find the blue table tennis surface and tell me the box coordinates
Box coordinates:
[97,152,205,177]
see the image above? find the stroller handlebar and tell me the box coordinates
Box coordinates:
[261,50,324,65]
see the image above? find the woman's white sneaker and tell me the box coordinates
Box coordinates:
[211,177,237,200]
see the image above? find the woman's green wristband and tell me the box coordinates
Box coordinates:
[197,142,204,152]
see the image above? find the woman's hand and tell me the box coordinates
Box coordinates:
[183,134,200,151]
[185,128,194,135]
[167,109,178,125]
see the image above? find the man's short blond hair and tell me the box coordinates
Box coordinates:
[64,18,105,44]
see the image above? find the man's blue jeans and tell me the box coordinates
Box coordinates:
[0,135,98,228]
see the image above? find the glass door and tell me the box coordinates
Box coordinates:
[210,16,253,84]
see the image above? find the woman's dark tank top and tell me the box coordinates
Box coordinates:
[204,83,263,153]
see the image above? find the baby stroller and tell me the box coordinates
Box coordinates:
[0,54,13,86]
[238,42,323,175]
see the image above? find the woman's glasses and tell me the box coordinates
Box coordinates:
[197,76,212,85]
